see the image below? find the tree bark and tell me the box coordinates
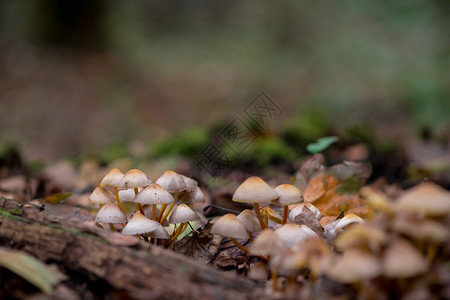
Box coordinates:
[0,198,265,299]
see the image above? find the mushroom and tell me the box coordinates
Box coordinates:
[95,203,128,231]
[237,209,261,241]
[382,238,428,278]
[89,187,115,207]
[180,186,205,206]
[274,223,315,248]
[334,223,387,253]
[273,184,304,224]
[99,168,126,215]
[166,203,199,247]
[180,174,198,192]
[395,182,450,217]
[155,170,187,223]
[232,176,279,229]
[121,211,161,236]
[118,169,152,214]
[326,248,381,284]
[259,206,283,228]
[211,214,250,253]
[133,183,174,220]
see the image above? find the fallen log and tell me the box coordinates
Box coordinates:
[0,198,265,299]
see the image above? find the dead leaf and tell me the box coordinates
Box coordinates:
[290,206,324,236]
[44,192,72,204]
[0,247,66,294]
[173,222,222,264]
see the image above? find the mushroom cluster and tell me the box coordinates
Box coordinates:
[89,168,205,247]
[210,177,450,299]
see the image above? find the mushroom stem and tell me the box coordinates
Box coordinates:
[282,205,288,225]
[427,243,437,263]
[152,204,157,220]
[113,187,126,216]
[230,237,250,254]
[165,222,187,247]
[160,193,179,225]
[133,188,145,214]
[109,224,116,232]
[248,232,254,242]
[157,204,167,222]
[160,202,175,225]
[263,210,269,228]
[253,203,266,229]
[271,270,278,293]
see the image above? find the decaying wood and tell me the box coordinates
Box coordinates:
[0,198,265,299]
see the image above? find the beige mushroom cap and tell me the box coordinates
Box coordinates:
[155,170,187,194]
[382,239,428,278]
[250,229,285,256]
[211,214,248,239]
[133,183,174,205]
[327,248,381,283]
[95,203,127,224]
[395,182,450,216]
[275,223,312,248]
[118,169,151,190]
[118,188,139,202]
[232,176,279,204]
[145,224,170,239]
[180,187,205,205]
[180,174,198,192]
[89,187,115,205]
[392,216,448,243]
[335,223,388,252]
[334,213,365,233]
[100,168,124,187]
[168,204,199,224]
[122,212,160,235]
[274,184,304,206]
[237,209,261,233]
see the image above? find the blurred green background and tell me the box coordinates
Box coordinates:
[0,0,449,163]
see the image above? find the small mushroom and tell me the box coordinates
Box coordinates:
[118,169,152,214]
[237,209,261,241]
[273,184,304,224]
[134,183,174,220]
[211,214,250,253]
[95,203,128,231]
[382,238,428,278]
[232,176,279,229]
[99,168,126,215]
[89,187,115,206]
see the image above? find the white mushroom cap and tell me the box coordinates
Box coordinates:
[100,168,124,187]
[95,203,127,224]
[232,176,279,204]
[211,214,248,239]
[180,187,205,205]
[168,204,199,224]
[180,174,198,192]
[334,213,365,233]
[327,248,381,283]
[275,223,311,248]
[392,217,448,243]
[122,212,160,235]
[133,183,174,205]
[250,229,284,256]
[145,224,170,239]
[274,184,304,206]
[89,187,115,205]
[155,170,187,193]
[300,225,319,238]
[395,182,450,217]
[118,188,139,202]
[289,203,321,221]
[237,209,261,233]
[382,239,428,278]
[118,169,151,190]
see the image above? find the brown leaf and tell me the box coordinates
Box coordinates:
[290,206,324,236]
[173,222,222,264]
